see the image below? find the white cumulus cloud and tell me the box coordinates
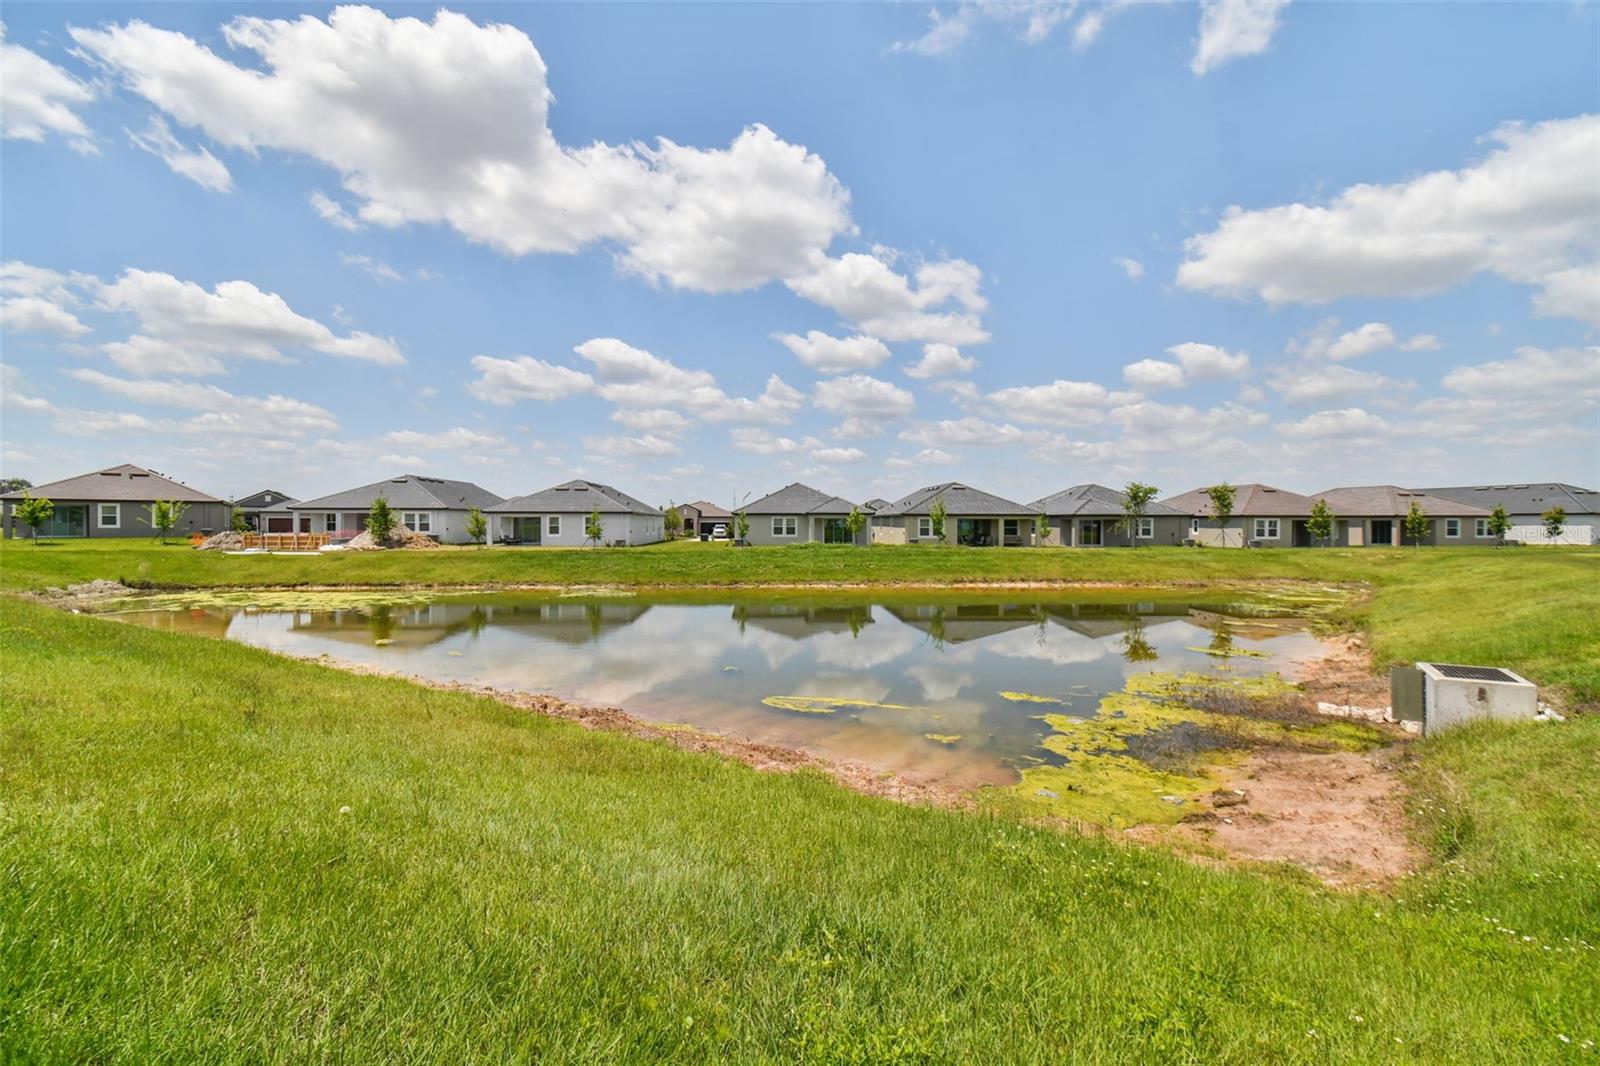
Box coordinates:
[904,343,977,379]
[1192,0,1291,76]
[0,25,96,153]
[772,330,890,373]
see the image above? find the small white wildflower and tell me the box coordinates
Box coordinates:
[338,805,352,815]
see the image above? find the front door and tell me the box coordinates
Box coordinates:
[1370,519,1393,546]
[1080,519,1103,546]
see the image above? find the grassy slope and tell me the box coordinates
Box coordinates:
[2,597,1595,1063]
[6,540,1598,704]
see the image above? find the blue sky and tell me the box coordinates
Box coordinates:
[2,1,1596,506]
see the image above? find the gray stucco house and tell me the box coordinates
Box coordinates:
[1417,482,1599,545]
[741,482,867,545]
[2,463,231,539]
[1160,483,1317,547]
[1030,484,1189,547]
[289,474,503,543]
[232,488,299,532]
[872,481,1035,546]
[487,480,663,546]
[1311,486,1494,546]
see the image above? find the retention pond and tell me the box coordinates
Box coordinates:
[114,588,1334,789]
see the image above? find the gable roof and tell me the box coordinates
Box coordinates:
[861,497,890,512]
[234,489,298,511]
[0,463,226,503]
[1416,483,1599,516]
[876,481,1030,516]
[686,499,732,519]
[744,482,858,515]
[1030,484,1186,518]
[488,479,660,515]
[1159,483,1317,517]
[291,474,503,512]
[1313,486,1491,517]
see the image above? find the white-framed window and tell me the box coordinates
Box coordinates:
[1445,518,1460,538]
[1137,517,1154,538]
[1475,518,1490,537]
[547,515,561,536]
[98,503,120,528]
[402,512,432,533]
[1190,518,1201,533]
[917,517,934,538]
[1003,518,1020,538]
[1253,518,1280,540]
[325,513,337,532]
[772,516,797,537]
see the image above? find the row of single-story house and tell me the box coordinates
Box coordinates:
[4,465,1597,547]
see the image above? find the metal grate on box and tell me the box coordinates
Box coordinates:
[1432,664,1520,683]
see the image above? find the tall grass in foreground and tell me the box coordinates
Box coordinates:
[2,598,1595,1062]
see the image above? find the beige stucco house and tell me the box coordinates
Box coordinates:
[871,482,1036,546]
[1159,483,1317,547]
[1310,486,1494,546]
[1030,484,1189,547]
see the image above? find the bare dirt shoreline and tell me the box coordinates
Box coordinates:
[35,579,1417,889]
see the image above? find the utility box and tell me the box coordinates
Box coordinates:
[1394,663,1539,736]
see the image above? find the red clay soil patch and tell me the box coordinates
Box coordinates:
[1138,747,1419,889]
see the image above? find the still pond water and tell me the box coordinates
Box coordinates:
[119,592,1322,787]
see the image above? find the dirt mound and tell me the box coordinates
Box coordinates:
[195,530,245,551]
[344,525,439,551]
[30,580,137,609]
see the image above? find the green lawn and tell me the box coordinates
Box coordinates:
[6,539,1599,705]
[2,596,1596,1062]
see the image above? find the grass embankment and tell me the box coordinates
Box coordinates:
[6,539,1598,705]
[2,597,1596,1061]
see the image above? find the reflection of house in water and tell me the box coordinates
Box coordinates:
[884,603,1049,645]
[732,602,874,639]
[290,600,653,648]
[1039,602,1194,640]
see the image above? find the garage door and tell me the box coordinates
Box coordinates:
[265,516,293,532]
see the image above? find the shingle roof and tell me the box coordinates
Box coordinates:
[876,482,1031,516]
[744,482,859,515]
[1159,483,1317,517]
[861,497,890,512]
[487,479,660,515]
[291,475,503,512]
[234,489,299,511]
[0,463,227,503]
[686,500,732,519]
[1313,486,1491,518]
[1030,484,1186,518]
[1416,483,1599,516]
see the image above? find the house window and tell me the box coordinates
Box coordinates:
[1191,518,1200,533]
[1137,517,1154,538]
[547,515,561,536]
[403,512,432,533]
[1445,519,1460,538]
[1003,518,1019,538]
[325,513,337,532]
[917,517,934,538]
[1475,518,1490,537]
[1253,518,1280,540]
[772,516,797,537]
[98,503,120,528]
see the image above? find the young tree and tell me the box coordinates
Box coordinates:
[145,499,189,543]
[230,507,250,534]
[1115,482,1159,547]
[844,505,866,545]
[1205,482,1235,547]
[465,507,488,547]
[663,501,682,539]
[1306,498,1335,547]
[734,509,750,545]
[367,496,397,545]
[1487,504,1512,547]
[1403,500,1430,546]
[585,507,604,547]
[929,493,947,542]
[14,493,53,543]
[1542,505,1567,543]
[1034,512,1050,546]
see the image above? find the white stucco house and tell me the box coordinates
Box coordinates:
[485,480,663,546]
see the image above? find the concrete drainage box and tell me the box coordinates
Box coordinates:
[1392,662,1539,735]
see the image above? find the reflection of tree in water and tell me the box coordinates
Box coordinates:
[586,603,604,638]
[732,604,748,636]
[466,606,489,638]
[1208,624,1236,658]
[925,606,947,650]
[1120,616,1158,663]
[366,606,396,642]
[846,604,870,638]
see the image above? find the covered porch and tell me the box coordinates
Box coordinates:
[954,516,1032,547]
